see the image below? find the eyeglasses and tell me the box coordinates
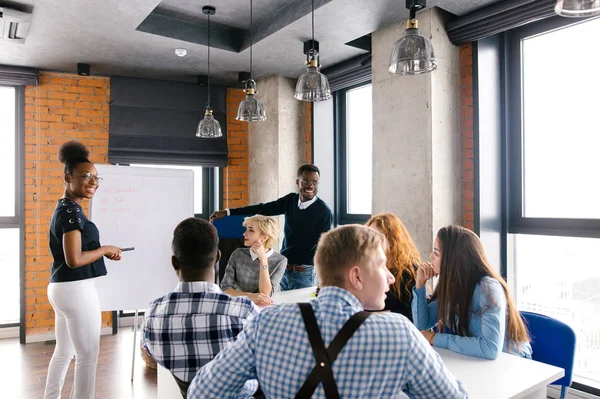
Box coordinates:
[300,179,319,187]
[76,172,103,183]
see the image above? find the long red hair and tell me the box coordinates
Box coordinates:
[366,213,421,301]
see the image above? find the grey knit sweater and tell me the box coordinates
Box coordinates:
[220,248,287,295]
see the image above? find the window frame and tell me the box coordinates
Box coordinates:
[504,16,600,395]
[0,85,25,337]
[333,81,373,225]
[507,15,600,239]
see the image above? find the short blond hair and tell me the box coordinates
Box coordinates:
[315,224,388,286]
[242,215,279,248]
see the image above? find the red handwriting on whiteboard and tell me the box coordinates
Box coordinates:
[111,207,131,213]
[99,207,130,213]
[102,188,141,194]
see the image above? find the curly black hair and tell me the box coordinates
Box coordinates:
[58,141,91,174]
[172,217,219,269]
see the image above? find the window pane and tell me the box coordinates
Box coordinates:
[513,234,600,389]
[130,164,202,214]
[0,86,16,217]
[346,84,372,215]
[0,228,20,323]
[521,18,600,219]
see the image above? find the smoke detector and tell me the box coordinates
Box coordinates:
[175,48,187,57]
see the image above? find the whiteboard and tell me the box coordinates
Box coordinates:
[89,165,194,311]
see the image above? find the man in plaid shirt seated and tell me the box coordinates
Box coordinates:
[141,217,259,398]
[188,225,468,399]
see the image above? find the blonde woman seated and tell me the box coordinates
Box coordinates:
[221,215,287,306]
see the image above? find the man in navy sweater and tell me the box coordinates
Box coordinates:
[210,164,332,291]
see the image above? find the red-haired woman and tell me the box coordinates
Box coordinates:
[366,213,420,320]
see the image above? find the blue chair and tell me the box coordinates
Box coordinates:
[212,214,247,239]
[212,215,248,284]
[521,311,576,399]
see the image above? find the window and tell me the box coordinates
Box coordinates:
[511,234,600,390]
[520,17,600,220]
[0,85,21,326]
[334,82,373,224]
[129,164,218,220]
[507,16,600,236]
[506,16,600,392]
[0,86,16,217]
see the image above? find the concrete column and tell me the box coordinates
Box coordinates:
[246,75,308,247]
[247,75,308,204]
[372,7,461,258]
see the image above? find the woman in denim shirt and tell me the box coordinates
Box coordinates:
[412,225,532,360]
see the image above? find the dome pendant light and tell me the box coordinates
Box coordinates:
[389,0,437,75]
[555,0,600,17]
[196,5,223,138]
[236,0,266,121]
[294,0,331,102]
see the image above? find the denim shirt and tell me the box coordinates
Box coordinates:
[412,276,532,360]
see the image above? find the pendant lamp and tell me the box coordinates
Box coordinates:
[294,0,331,102]
[389,0,437,75]
[555,0,600,17]
[236,0,266,121]
[196,5,223,138]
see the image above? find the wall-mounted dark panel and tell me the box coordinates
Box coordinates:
[109,76,228,167]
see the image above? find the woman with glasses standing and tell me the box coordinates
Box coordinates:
[44,141,122,399]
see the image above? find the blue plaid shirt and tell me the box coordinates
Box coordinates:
[141,281,259,397]
[188,286,468,399]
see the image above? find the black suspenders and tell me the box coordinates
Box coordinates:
[294,303,372,399]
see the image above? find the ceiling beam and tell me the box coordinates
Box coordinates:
[136,0,333,53]
[136,12,245,53]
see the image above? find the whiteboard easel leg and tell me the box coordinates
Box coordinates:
[131,309,138,382]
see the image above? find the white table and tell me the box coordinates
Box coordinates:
[436,348,563,399]
[159,288,565,399]
[272,287,565,399]
[272,287,316,304]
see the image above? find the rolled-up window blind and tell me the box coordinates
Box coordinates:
[109,76,228,166]
[0,64,38,86]
[446,0,556,45]
[323,53,372,92]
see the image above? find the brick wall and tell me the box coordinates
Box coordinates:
[22,78,307,336]
[24,71,112,336]
[223,88,249,208]
[304,102,312,163]
[221,90,313,209]
[460,43,475,231]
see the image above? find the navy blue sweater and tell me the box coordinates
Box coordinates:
[230,193,332,265]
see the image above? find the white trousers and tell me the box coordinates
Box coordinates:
[44,278,101,399]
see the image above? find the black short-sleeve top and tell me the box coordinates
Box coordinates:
[49,198,107,283]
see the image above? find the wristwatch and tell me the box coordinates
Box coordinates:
[260,264,268,270]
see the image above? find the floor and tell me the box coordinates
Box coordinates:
[0,328,157,399]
